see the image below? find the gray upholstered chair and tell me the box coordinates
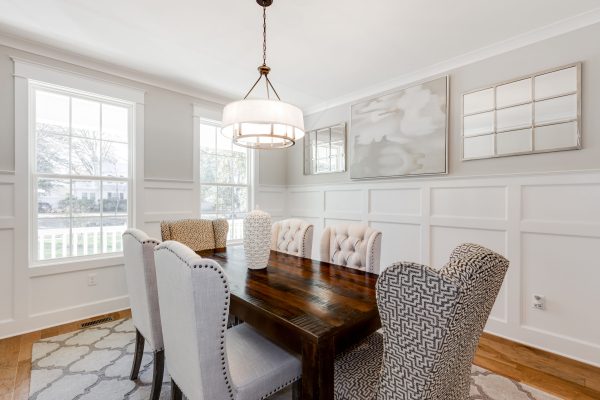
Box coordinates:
[334,243,509,400]
[122,229,164,400]
[160,218,229,251]
[271,218,314,258]
[320,223,382,273]
[154,240,302,400]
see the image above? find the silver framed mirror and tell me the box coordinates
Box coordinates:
[303,122,347,175]
[462,63,581,161]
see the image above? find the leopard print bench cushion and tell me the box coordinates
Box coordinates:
[160,219,216,252]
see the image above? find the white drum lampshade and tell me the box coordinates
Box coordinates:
[222,99,305,149]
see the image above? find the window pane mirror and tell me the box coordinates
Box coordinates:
[304,122,346,175]
[462,63,581,160]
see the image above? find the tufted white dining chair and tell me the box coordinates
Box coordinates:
[122,229,164,400]
[154,240,302,400]
[333,243,509,400]
[320,223,382,274]
[271,218,314,258]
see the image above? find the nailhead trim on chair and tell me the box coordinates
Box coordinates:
[122,231,160,247]
[368,232,382,273]
[259,376,301,400]
[300,225,313,257]
[155,245,235,399]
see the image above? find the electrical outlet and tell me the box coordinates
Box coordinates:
[87,273,97,286]
[532,294,545,310]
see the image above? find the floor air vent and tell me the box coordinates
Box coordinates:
[80,316,113,328]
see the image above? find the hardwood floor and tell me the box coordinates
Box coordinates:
[0,309,131,400]
[1,309,599,400]
[474,332,600,400]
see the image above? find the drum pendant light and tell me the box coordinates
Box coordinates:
[221,0,305,149]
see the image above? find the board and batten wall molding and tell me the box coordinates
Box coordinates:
[142,178,197,239]
[277,169,600,367]
[0,59,144,339]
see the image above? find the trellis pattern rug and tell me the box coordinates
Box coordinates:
[28,318,561,400]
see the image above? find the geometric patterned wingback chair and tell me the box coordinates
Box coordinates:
[122,228,164,400]
[320,223,382,274]
[271,218,314,258]
[160,218,228,251]
[334,243,509,400]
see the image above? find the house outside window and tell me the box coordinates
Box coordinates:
[198,119,251,242]
[32,84,133,262]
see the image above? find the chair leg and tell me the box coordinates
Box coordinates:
[129,329,145,380]
[292,379,302,400]
[150,350,164,400]
[171,379,183,400]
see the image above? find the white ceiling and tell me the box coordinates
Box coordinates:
[1,0,600,110]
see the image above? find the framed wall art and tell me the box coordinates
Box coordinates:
[462,63,581,160]
[349,76,448,179]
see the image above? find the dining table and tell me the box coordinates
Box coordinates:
[196,245,381,400]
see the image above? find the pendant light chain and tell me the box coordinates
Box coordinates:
[242,1,281,101]
[262,5,267,66]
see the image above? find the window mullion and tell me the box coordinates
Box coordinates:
[68,96,73,258]
[99,100,103,254]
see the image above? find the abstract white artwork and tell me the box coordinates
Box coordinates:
[350,76,448,179]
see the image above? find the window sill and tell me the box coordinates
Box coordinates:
[29,254,125,278]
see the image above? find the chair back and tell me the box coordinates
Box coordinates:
[320,223,382,273]
[154,241,233,400]
[160,218,229,251]
[271,218,314,258]
[375,243,509,400]
[122,229,163,350]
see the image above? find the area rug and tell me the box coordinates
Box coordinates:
[29,318,561,400]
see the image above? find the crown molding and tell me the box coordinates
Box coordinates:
[0,29,231,107]
[303,7,600,116]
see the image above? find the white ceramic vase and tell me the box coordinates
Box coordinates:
[243,208,272,270]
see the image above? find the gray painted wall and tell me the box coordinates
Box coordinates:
[0,43,222,181]
[257,149,287,185]
[286,23,600,186]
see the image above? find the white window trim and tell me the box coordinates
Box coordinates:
[193,104,256,245]
[29,83,133,265]
[13,58,145,273]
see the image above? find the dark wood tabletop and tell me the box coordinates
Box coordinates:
[197,246,380,400]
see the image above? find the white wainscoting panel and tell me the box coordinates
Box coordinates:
[522,183,600,223]
[429,226,507,268]
[431,186,507,220]
[29,265,128,316]
[0,229,14,321]
[288,190,322,216]
[369,188,421,216]
[143,179,197,238]
[521,232,600,347]
[370,221,421,266]
[0,175,15,326]
[325,189,363,214]
[144,187,194,216]
[283,170,600,367]
[255,186,286,219]
[0,182,13,217]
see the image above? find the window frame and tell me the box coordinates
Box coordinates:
[197,117,253,244]
[29,81,135,266]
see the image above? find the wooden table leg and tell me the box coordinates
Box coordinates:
[301,337,335,400]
